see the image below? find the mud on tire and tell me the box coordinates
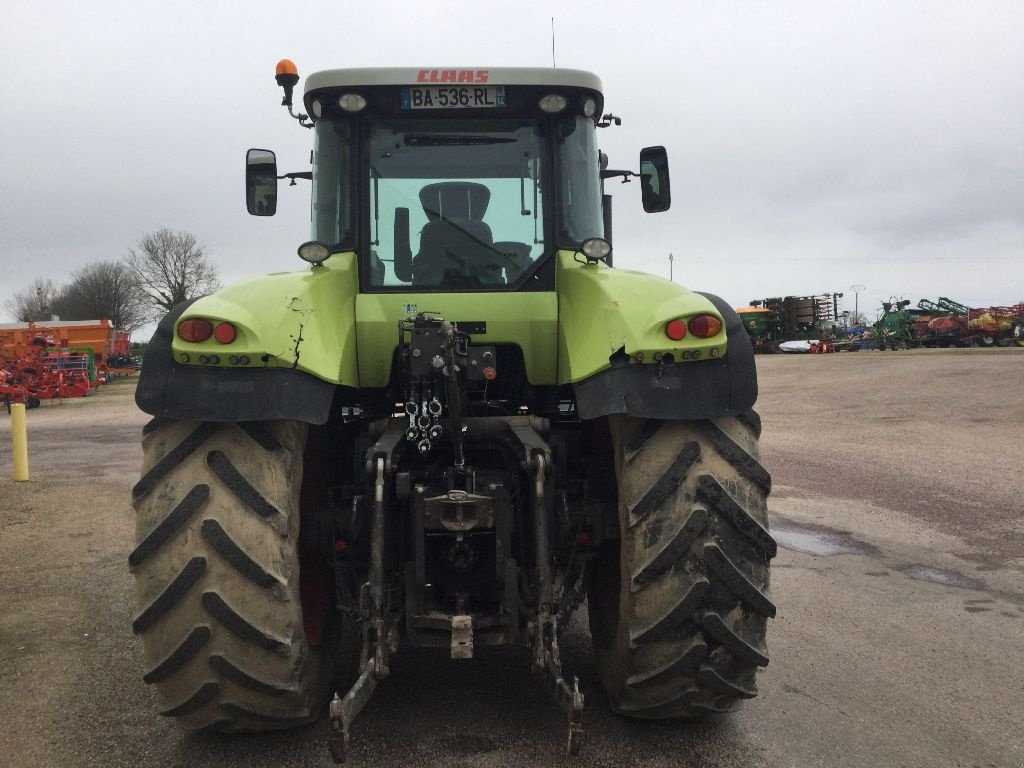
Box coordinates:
[130,419,335,731]
[588,411,775,717]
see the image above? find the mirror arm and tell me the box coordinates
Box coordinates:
[600,169,637,183]
[278,171,313,186]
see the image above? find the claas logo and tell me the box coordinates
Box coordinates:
[417,69,489,84]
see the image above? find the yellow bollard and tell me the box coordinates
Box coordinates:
[11,402,29,481]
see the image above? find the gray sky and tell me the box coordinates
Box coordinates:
[2,0,1021,331]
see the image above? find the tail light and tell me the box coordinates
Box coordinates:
[665,319,687,340]
[177,319,213,343]
[688,314,723,338]
[214,322,237,344]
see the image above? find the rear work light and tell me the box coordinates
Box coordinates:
[665,319,687,340]
[214,322,237,344]
[688,314,723,338]
[177,319,213,343]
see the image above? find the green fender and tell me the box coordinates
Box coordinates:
[555,252,757,420]
[169,253,360,385]
[136,254,360,424]
[555,251,726,382]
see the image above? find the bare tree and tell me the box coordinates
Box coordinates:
[53,261,151,333]
[4,278,60,322]
[124,228,220,315]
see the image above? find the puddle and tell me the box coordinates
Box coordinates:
[900,565,980,590]
[772,525,867,556]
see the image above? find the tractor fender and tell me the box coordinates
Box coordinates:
[135,299,340,424]
[572,292,757,420]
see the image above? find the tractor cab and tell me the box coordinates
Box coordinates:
[246,66,670,292]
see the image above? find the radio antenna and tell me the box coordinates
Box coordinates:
[551,17,556,67]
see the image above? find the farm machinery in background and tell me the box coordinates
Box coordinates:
[0,320,136,410]
[737,293,844,352]
[873,297,1024,349]
[737,293,1024,353]
[1,333,93,410]
[966,303,1024,347]
[0,320,134,368]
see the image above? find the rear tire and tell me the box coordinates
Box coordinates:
[130,419,337,731]
[588,412,775,717]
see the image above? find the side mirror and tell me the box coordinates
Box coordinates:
[639,146,671,213]
[246,148,278,216]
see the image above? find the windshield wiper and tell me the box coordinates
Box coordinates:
[405,135,516,147]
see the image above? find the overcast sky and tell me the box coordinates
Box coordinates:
[2,0,1021,331]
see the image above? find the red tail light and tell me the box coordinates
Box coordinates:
[214,322,237,344]
[665,319,687,340]
[688,314,723,338]
[177,319,213,342]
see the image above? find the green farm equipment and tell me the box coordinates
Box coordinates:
[736,306,783,352]
[740,294,843,352]
[872,299,919,350]
[917,297,968,316]
[132,62,772,761]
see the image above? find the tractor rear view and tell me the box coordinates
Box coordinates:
[131,62,774,761]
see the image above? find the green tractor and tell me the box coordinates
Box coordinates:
[131,62,773,761]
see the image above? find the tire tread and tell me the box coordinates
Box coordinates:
[206,450,284,522]
[131,419,333,732]
[201,591,288,653]
[132,556,207,633]
[201,519,283,590]
[589,412,774,718]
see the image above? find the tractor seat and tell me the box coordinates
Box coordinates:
[412,182,503,287]
[413,219,501,287]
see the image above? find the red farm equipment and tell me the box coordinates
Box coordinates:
[0,320,133,370]
[1,335,94,411]
[1,320,136,373]
[912,298,1024,347]
[867,298,1024,349]
[912,297,969,346]
[967,303,1024,346]
[0,320,132,411]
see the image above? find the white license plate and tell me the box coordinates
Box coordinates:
[402,86,506,110]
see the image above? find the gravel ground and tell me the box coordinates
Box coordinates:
[1,349,1021,768]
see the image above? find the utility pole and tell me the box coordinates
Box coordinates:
[668,252,674,282]
[849,284,865,324]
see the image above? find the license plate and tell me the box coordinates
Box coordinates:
[401,86,506,110]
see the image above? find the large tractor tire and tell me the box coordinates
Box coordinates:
[129,419,336,731]
[588,412,775,718]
